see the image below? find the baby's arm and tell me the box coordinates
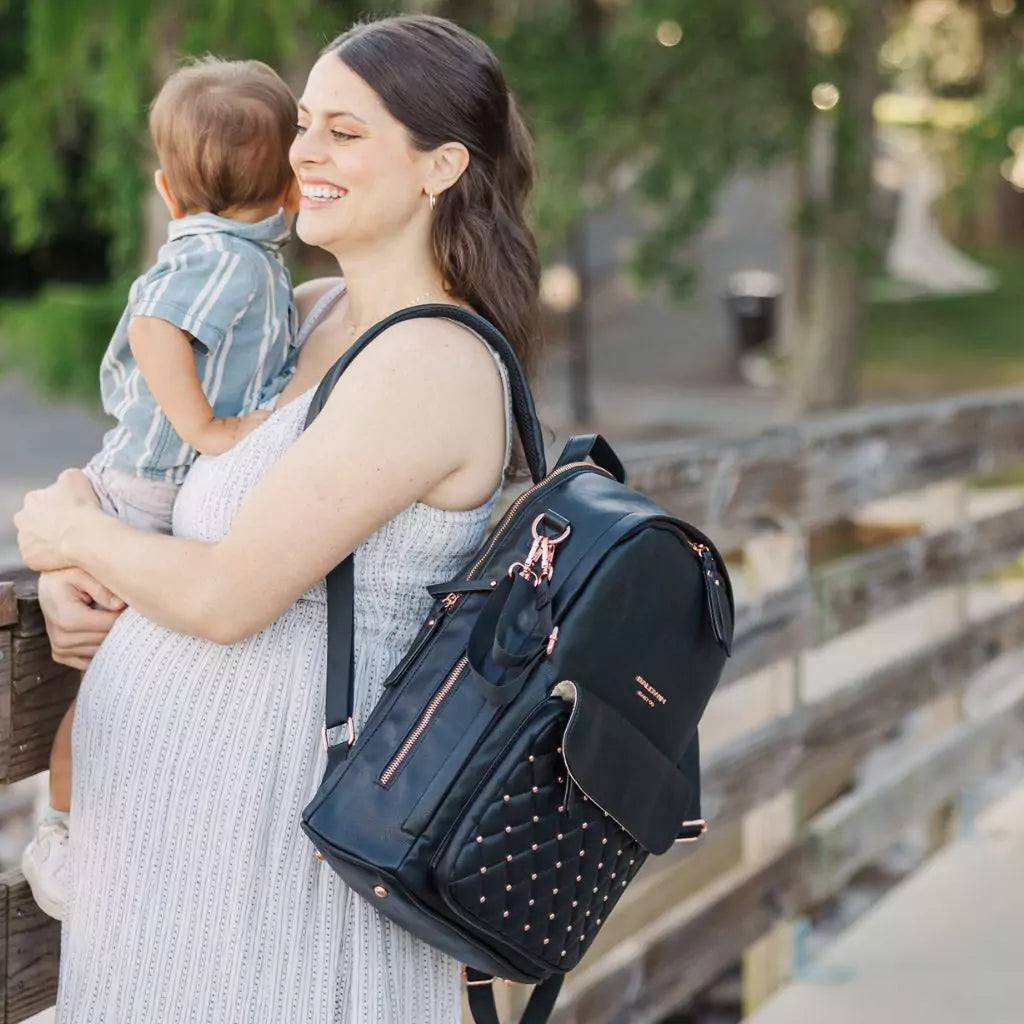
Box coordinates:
[128,316,267,456]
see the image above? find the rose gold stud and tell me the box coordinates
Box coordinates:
[503,795,510,802]
[543,938,550,945]
[506,884,513,892]
[524,924,531,932]
[592,887,598,894]
[556,862,562,869]
[557,833,563,840]
[503,911,510,918]
[585,910,591,917]
[596,918,602,926]
[602,838,608,845]
[480,867,487,874]
[621,880,627,887]
[531,844,538,852]
[476,836,483,844]
[528,755,535,763]
[531,873,538,881]
[603,895,609,902]
[506,855,513,862]
[610,873,616,880]
[557,747,562,754]
[505,826,512,833]
[576,875,582,882]
[598,863,603,870]
[579,850,585,857]
[480,897,486,903]
[558,777,564,785]
[532,786,539,794]
[373,885,389,898]
[533,815,539,823]
[561,950,566,957]
[552,888,559,895]
[529,899,535,906]
[549,913,556,920]
[581,822,588,830]
[572,900,578,908]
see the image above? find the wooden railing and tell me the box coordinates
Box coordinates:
[3,388,1024,1023]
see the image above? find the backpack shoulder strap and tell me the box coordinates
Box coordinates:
[303,304,546,769]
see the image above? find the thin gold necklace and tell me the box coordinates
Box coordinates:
[342,289,455,336]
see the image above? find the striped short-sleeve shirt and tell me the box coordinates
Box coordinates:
[95,210,298,483]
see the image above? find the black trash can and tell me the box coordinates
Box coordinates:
[723,270,782,354]
[723,270,782,387]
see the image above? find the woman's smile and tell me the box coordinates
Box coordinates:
[298,177,348,207]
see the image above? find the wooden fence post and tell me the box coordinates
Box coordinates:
[918,480,969,852]
[739,527,805,1015]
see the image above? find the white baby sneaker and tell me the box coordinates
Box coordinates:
[22,815,70,920]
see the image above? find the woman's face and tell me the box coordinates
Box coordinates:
[290,55,431,253]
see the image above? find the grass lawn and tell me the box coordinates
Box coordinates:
[862,247,1024,397]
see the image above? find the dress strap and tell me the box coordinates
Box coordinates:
[296,282,347,349]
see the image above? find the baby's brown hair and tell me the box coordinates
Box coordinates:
[149,56,296,216]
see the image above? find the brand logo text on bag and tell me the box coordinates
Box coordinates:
[635,675,667,708]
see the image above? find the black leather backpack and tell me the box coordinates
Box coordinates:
[301,305,734,1024]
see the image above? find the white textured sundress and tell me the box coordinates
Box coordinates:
[58,286,513,1023]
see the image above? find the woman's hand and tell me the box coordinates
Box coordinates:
[37,568,125,671]
[14,469,100,571]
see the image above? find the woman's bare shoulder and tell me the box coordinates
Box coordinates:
[294,277,345,324]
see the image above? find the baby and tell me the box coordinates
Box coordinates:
[22,56,300,919]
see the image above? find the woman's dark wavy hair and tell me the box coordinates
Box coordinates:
[323,15,543,473]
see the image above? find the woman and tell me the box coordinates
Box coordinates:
[15,15,542,1022]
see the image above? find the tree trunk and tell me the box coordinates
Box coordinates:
[784,1,885,416]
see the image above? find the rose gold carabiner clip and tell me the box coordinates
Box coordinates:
[508,515,571,586]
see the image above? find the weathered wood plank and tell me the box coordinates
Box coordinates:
[554,673,1024,1024]
[705,596,1024,826]
[0,631,11,786]
[725,500,1024,686]
[0,585,16,630]
[625,389,1024,545]
[1,870,60,1024]
[12,580,43,642]
[807,676,1024,901]
[0,865,7,1023]
[2,633,78,784]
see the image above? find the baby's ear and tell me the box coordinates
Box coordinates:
[154,169,184,219]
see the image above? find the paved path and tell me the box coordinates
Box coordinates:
[745,781,1024,1024]
[0,376,107,570]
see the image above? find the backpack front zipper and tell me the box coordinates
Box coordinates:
[379,657,469,786]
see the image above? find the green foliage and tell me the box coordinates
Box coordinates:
[0,282,125,401]
[0,0,347,279]
[461,0,828,292]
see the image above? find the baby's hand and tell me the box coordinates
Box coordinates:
[194,411,270,455]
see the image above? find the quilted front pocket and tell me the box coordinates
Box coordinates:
[433,697,646,973]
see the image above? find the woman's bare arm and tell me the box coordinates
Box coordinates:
[34,319,505,643]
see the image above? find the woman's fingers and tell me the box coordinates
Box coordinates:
[73,573,125,613]
[36,568,124,670]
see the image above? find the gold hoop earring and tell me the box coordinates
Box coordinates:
[428,193,437,212]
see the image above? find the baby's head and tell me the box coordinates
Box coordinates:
[150,57,297,220]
